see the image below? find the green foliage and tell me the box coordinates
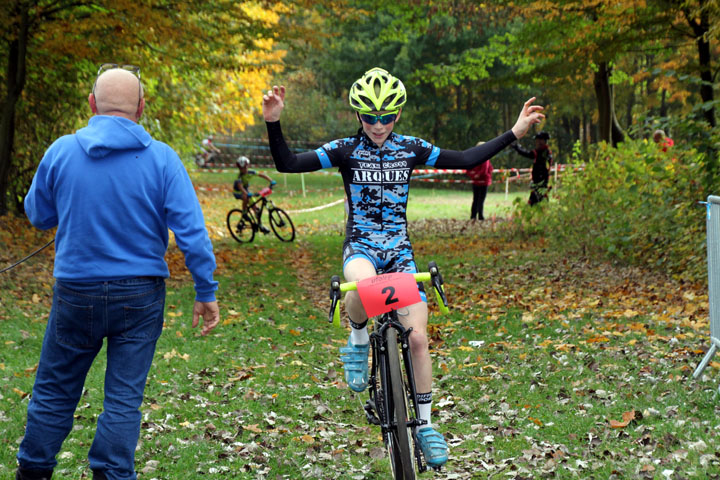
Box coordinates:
[514,138,711,282]
[285,1,528,149]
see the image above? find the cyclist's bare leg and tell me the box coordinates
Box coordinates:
[397,301,431,393]
[338,257,376,391]
[343,257,376,344]
[240,193,249,214]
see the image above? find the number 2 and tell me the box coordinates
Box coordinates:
[383,286,399,305]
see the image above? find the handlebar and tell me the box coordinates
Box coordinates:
[328,262,449,326]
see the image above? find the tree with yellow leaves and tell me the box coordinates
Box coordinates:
[0,0,293,215]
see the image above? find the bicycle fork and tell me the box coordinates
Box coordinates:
[364,333,384,427]
[364,321,430,471]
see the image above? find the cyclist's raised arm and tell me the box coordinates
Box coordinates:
[430,131,517,169]
[266,121,329,173]
[264,85,339,173]
[426,97,545,169]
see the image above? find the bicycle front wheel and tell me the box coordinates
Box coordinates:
[268,207,295,242]
[384,327,415,480]
[226,209,255,243]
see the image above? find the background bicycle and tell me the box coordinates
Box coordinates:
[329,262,449,480]
[226,183,295,243]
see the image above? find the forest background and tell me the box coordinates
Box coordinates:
[1,0,719,279]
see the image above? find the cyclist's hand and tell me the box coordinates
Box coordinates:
[192,300,220,336]
[270,180,277,186]
[511,97,545,139]
[262,85,286,122]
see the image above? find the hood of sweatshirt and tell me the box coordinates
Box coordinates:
[75,115,152,158]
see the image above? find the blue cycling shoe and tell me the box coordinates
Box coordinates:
[339,339,369,392]
[416,427,448,467]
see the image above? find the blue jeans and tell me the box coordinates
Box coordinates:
[17,277,165,480]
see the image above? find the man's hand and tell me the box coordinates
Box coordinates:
[192,300,220,336]
[511,97,545,139]
[262,85,286,122]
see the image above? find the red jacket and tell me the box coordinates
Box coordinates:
[660,137,674,152]
[467,161,493,186]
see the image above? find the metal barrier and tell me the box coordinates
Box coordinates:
[693,195,720,385]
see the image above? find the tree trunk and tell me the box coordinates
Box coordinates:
[593,61,625,146]
[659,88,668,118]
[581,101,588,148]
[0,7,29,216]
[685,1,716,127]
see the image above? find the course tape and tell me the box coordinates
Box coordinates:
[198,164,585,176]
[286,198,345,214]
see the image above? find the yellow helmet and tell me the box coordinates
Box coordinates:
[349,68,406,113]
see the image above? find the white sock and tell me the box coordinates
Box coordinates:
[350,325,369,345]
[418,402,432,429]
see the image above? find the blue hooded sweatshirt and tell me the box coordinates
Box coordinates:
[25,115,218,302]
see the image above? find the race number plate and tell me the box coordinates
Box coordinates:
[356,272,421,317]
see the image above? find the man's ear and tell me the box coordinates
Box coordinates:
[135,97,145,121]
[89,93,99,114]
[395,108,402,122]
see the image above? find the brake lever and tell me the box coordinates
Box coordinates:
[428,261,449,312]
[329,275,341,324]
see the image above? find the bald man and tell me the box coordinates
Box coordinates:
[18,65,220,480]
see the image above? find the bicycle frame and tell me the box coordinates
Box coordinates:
[328,263,449,477]
[244,195,269,228]
[227,184,296,244]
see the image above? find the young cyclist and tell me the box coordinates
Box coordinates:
[233,155,275,209]
[262,67,544,467]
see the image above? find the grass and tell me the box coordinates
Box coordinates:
[2,168,720,479]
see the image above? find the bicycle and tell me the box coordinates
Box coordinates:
[226,183,295,243]
[328,262,449,479]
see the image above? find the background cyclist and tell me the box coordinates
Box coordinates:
[262,68,544,468]
[233,155,275,223]
[201,134,222,164]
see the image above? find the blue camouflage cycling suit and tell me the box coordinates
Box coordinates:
[267,121,517,299]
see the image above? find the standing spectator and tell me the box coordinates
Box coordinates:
[512,131,553,206]
[466,143,492,221]
[653,129,674,152]
[17,64,220,480]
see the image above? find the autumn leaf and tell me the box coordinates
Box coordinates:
[528,416,543,426]
[243,424,263,433]
[609,410,636,429]
[13,387,28,398]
